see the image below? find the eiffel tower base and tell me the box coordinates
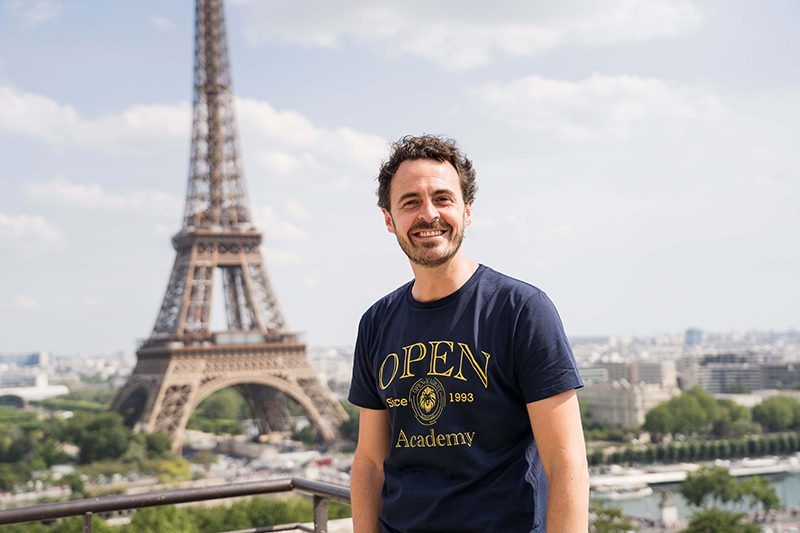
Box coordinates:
[113,337,347,452]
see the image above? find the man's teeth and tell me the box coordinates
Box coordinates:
[417,230,444,237]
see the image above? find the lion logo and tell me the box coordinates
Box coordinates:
[409,377,446,425]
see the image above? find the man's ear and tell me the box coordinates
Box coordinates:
[382,208,396,234]
[465,202,473,227]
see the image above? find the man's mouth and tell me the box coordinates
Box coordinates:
[414,230,446,238]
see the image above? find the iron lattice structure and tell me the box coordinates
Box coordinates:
[113,0,346,451]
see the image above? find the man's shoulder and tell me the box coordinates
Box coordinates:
[479,264,546,303]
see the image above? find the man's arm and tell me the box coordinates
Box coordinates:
[351,407,391,533]
[527,389,589,532]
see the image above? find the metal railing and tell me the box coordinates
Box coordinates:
[0,477,351,533]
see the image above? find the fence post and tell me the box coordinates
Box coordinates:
[313,495,328,533]
[83,511,92,532]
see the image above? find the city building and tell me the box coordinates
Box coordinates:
[0,351,69,403]
[760,362,800,389]
[578,380,680,428]
[694,353,764,393]
[684,328,703,346]
[631,360,678,387]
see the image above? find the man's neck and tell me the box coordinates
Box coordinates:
[409,255,479,302]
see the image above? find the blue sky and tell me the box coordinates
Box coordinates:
[1,0,798,354]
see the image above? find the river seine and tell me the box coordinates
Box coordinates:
[610,472,800,521]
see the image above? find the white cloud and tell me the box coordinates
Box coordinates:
[13,294,39,309]
[232,0,703,69]
[284,198,310,221]
[152,223,174,236]
[3,0,62,27]
[0,84,385,184]
[0,213,61,242]
[469,74,722,141]
[262,246,302,266]
[151,16,173,31]
[253,205,307,242]
[0,84,190,154]
[24,177,181,218]
[236,97,386,187]
[0,212,65,253]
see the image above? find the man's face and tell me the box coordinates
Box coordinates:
[382,159,472,268]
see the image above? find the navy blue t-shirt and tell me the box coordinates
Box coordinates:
[348,265,583,533]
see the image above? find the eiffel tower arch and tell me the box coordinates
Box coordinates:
[113,0,347,451]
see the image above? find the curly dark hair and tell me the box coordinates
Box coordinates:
[376,134,477,210]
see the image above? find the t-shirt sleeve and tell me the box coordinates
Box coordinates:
[514,291,583,404]
[347,312,386,410]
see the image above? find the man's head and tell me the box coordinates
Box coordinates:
[376,135,477,211]
[377,135,477,268]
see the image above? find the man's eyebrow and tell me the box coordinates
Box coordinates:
[396,192,420,204]
[396,188,456,205]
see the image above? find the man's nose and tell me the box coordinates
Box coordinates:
[418,199,439,222]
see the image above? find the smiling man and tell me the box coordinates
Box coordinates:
[348,135,589,533]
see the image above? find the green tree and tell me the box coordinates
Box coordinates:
[49,516,115,533]
[671,391,712,435]
[682,508,759,533]
[63,472,87,499]
[187,388,249,435]
[644,387,718,437]
[196,388,248,419]
[0,462,25,491]
[145,431,173,459]
[244,496,313,527]
[752,396,800,432]
[713,400,757,438]
[740,476,781,512]
[152,459,192,484]
[643,404,675,434]
[0,524,47,533]
[339,401,359,442]
[590,501,638,532]
[66,412,132,463]
[680,466,741,508]
[191,501,251,531]
[124,505,198,533]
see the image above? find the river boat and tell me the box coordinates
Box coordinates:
[591,484,654,501]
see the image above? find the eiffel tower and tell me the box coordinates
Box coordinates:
[113,0,346,451]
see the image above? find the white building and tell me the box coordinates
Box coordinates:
[579,381,680,428]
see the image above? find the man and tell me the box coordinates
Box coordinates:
[349,135,588,532]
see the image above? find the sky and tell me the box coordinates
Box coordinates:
[0,0,798,355]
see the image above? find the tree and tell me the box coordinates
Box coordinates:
[66,412,131,463]
[193,388,248,420]
[644,387,720,437]
[752,396,800,432]
[49,516,115,533]
[713,400,758,438]
[671,391,712,435]
[680,466,741,508]
[187,388,249,435]
[740,476,781,512]
[0,462,25,491]
[682,508,759,533]
[590,501,638,533]
[145,431,173,459]
[63,472,87,499]
[644,404,675,434]
[125,505,198,533]
[338,401,359,442]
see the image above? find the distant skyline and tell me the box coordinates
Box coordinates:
[1,1,798,354]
